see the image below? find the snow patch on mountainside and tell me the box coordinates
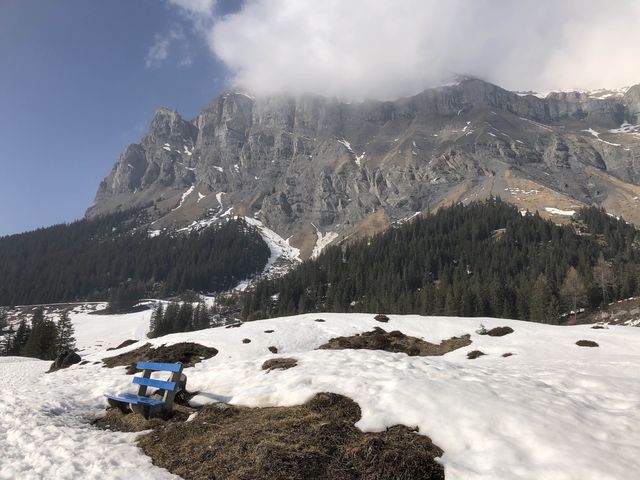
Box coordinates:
[310,223,339,259]
[545,207,576,216]
[171,186,195,211]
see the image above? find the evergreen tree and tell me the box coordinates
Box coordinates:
[10,320,31,355]
[0,309,8,332]
[21,309,58,360]
[148,304,164,338]
[55,311,76,354]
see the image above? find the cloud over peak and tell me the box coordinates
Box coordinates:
[173,0,640,100]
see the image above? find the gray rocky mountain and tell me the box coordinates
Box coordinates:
[88,78,640,258]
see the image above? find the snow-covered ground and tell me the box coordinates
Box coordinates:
[2,313,640,479]
[70,305,152,355]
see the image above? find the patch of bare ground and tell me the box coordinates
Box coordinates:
[502,353,514,358]
[93,402,194,433]
[467,350,486,360]
[106,339,138,351]
[576,340,599,347]
[479,326,514,337]
[567,297,639,326]
[319,326,471,356]
[137,392,444,480]
[103,342,218,374]
[262,357,298,372]
[374,314,389,323]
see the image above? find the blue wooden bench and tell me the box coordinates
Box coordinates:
[105,361,185,418]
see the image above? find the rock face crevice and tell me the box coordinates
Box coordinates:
[88,79,640,254]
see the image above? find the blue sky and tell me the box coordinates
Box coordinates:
[0,0,235,236]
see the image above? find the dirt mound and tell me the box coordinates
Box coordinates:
[576,340,599,347]
[319,327,471,357]
[107,339,138,351]
[138,392,444,480]
[103,342,218,374]
[467,350,486,359]
[93,403,193,432]
[262,358,298,372]
[481,326,514,337]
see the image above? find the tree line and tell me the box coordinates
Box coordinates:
[0,210,270,306]
[242,200,640,324]
[0,308,76,360]
[148,301,234,337]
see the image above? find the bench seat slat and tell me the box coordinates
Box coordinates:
[105,393,166,407]
[132,376,177,391]
[136,361,183,373]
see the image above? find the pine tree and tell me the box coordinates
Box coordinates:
[21,309,58,360]
[0,308,8,332]
[149,304,164,338]
[55,311,76,354]
[10,320,30,355]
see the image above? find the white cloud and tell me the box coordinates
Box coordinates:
[174,0,640,99]
[145,29,192,68]
[169,0,216,16]
[168,0,216,31]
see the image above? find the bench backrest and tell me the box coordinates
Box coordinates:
[133,361,184,408]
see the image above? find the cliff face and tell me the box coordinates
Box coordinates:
[89,79,640,258]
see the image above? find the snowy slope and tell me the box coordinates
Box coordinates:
[2,314,640,479]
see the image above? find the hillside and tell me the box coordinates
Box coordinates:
[243,200,640,323]
[88,78,640,258]
[1,312,639,479]
[0,211,269,306]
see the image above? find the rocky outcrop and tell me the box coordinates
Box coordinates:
[88,79,640,256]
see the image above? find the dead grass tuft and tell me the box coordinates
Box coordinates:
[103,342,218,374]
[479,326,514,337]
[137,392,444,480]
[467,350,486,359]
[319,327,471,356]
[261,357,298,371]
[93,403,193,432]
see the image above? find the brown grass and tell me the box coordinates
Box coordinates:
[262,357,298,372]
[93,403,193,432]
[103,342,218,374]
[137,392,444,480]
[481,326,514,337]
[319,327,471,356]
[467,350,486,359]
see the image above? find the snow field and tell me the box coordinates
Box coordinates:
[2,313,639,479]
